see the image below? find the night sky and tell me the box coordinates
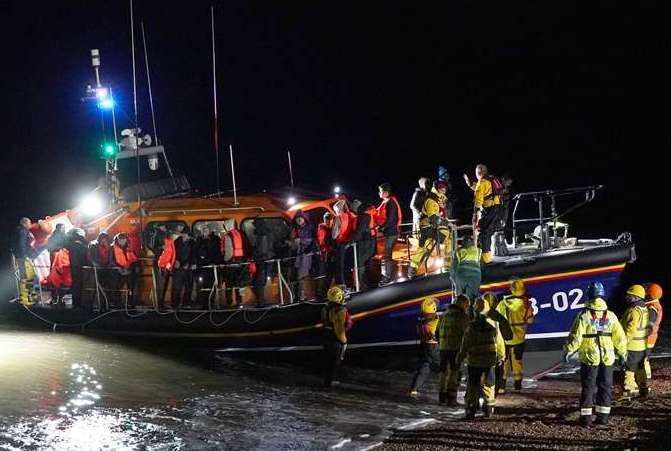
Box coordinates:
[0,1,667,288]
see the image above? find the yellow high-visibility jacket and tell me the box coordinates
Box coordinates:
[438,305,468,351]
[474,178,501,209]
[321,304,349,344]
[564,297,627,366]
[460,315,505,367]
[620,304,650,352]
[456,245,481,265]
[496,295,534,345]
[419,189,446,229]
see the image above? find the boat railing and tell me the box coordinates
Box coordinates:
[509,185,603,250]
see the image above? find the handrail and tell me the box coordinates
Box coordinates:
[511,185,603,200]
[145,206,266,215]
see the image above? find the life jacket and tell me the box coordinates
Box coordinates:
[463,316,505,367]
[228,228,245,259]
[646,299,663,347]
[438,305,467,351]
[485,175,505,200]
[321,304,352,344]
[496,295,534,345]
[417,313,439,344]
[45,248,72,288]
[621,303,650,352]
[317,222,334,254]
[333,211,357,244]
[364,208,378,238]
[113,244,138,269]
[158,237,176,271]
[376,195,402,232]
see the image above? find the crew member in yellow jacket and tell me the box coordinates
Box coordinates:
[458,296,506,419]
[464,164,501,264]
[410,298,440,397]
[495,279,534,392]
[620,284,651,398]
[437,294,470,406]
[563,281,627,427]
[321,286,352,388]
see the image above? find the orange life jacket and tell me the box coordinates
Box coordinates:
[113,244,138,269]
[317,222,334,254]
[335,211,357,244]
[375,196,402,231]
[365,208,378,238]
[646,299,663,347]
[46,248,72,288]
[158,237,176,271]
[229,228,245,258]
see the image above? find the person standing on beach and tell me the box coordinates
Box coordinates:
[644,283,663,381]
[321,286,352,388]
[409,298,440,398]
[620,285,651,399]
[563,282,627,427]
[437,294,470,406]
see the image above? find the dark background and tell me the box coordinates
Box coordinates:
[0,1,667,299]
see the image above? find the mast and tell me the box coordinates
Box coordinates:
[211,5,221,197]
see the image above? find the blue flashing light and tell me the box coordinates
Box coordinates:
[97,98,115,110]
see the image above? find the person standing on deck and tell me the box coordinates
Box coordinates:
[13,217,39,305]
[172,230,195,309]
[317,212,336,298]
[458,296,506,419]
[157,231,178,310]
[453,232,481,301]
[437,294,470,406]
[408,180,450,278]
[410,177,431,234]
[563,281,627,427]
[464,164,501,264]
[67,228,89,311]
[644,283,663,381]
[112,232,139,308]
[350,203,377,291]
[495,279,534,392]
[375,183,402,286]
[321,286,352,388]
[620,284,651,399]
[409,298,440,398]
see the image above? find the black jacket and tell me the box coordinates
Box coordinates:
[67,237,89,273]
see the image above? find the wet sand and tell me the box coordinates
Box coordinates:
[381,357,671,450]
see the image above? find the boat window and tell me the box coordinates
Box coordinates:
[192,219,236,238]
[143,220,189,253]
[240,217,291,248]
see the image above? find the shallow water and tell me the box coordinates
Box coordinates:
[0,324,453,450]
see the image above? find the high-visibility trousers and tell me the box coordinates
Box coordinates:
[624,350,648,393]
[465,365,496,412]
[17,258,38,305]
[503,343,525,382]
[644,357,652,380]
[410,226,451,270]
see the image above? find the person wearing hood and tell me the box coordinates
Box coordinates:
[252,218,276,305]
[410,177,431,233]
[67,228,89,311]
[408,180,451,278]
[350,202,377,290]
[437,294,470,406]
[563,282,627,426]
[112,232,139,308]
[620,284,651,399]
[288,210,315,302]
[458,295,506,419]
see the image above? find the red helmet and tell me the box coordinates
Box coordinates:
[434,180,448,191]
[647,283,663,301]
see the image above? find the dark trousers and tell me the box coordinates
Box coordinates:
[478,206,499,254]
[324,335,346,387]
[381,234,397,280]
[171,268,192,308]
[410,342,440,391]
[71,269,83,309]
[580,363,613,416]
[318,255,336,298]
[253,262,269,303]
[154,262,169,309]
[335,243,351,286]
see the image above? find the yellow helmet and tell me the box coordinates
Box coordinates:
[454,294,470,311]
[421,298,437,315]
[511,279,526,297]
[626,284,646,300]
[327,286,345,304]
[475,297,490,314]
[482,292,498,307]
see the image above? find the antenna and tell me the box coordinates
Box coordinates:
[230,144,239,206]
[141,21,175,182]
[287,150,294,188]
[130,0,143,248]
[211,5,221,197]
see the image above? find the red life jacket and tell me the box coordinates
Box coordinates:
[375,195,402,231]
[365,209,378,238]
[158,237,176,271]
[317,222,334,254]
[334,211,357,244]
[229,229,245,258]
[46,248,72,288]
[646,299,663,347]
[113,244,138,269]
[98,243,111,266]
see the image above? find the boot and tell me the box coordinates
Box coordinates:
[514,380,522,391]
[464,408,476,420]
[579,415,593,427]
[639,387,649,399]
[446,395,459,407]
[438,392,447,405]
[483,405,494,418]
[594,414,609,426]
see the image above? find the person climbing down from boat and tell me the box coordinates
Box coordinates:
[410,177,431,234]
[332,199,357,288]
[47,223,67,261]
[375,183,402,286]
[408,180,451,279]
[317,212,336,298]
[288,210,316,302]
[620,284,651,399]
[453,231,481,302]
[563,281,627,427]
[480,292,513,395]
[66,228,89,311]
[172,229,195,309]
[458,295,505,420]
[350,202,377,291]
[644,283,663,381]
[437,294,470,406]
[13,217,39,305]
[157,230,178,310]
[496,279,534,392]
[409,297,440,398]
[112,232,139,308]
[464,164,501,264]
[321,286,352,388]
[251,218,276,306]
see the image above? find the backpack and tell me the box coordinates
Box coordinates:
[485,175,505,199]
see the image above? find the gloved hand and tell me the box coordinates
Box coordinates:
[562,351,571,363]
